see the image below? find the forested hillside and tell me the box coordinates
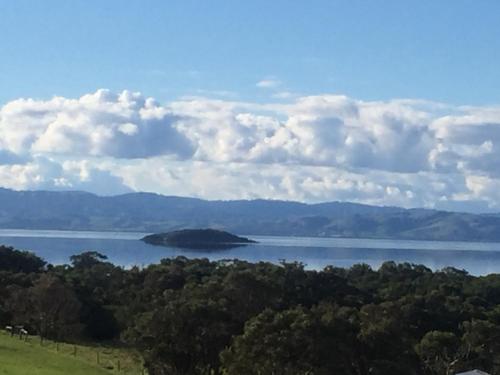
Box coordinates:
[2,245,500,374]
[1,188,500,241]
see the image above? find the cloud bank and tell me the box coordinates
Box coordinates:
[1,89,500,212]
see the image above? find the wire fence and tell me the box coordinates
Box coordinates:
[2,329,147,374]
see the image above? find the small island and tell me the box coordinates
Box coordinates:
[141,228,257,250]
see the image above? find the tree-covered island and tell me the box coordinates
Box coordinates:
[141,228,257,249]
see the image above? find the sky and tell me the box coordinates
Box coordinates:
[1,1,500,212]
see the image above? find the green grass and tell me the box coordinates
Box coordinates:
[0,330,144,375]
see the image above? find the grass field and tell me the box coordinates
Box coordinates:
[0,330,144,375]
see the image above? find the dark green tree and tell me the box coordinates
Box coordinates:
[415,331,461,375]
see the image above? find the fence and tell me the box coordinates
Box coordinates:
[2,328,147,374]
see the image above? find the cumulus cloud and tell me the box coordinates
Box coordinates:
[0,157,130,195]
[2,89,500,211]
[0,89,193,159]
[114,158,466,209]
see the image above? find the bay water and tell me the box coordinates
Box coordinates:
[2,229,500,275]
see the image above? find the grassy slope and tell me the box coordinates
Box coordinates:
[0,331,143,375]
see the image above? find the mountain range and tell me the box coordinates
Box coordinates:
[0,188,499,242]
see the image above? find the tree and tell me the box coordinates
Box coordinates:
[70,251,108,269]
[0,246,46,273]
[29,275,82,340]
[460,319,500,373]
[415,331,461,375]
[128,294,238,375]
[221,305,361,375]
[358,302,420,374]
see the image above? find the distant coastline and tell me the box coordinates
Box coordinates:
[1,188,500,242]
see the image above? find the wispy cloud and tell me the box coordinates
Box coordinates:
[256,79,281,89]
[272,91,296,99]
[186,89,238,99]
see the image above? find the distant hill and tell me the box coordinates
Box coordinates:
[1,188,500,241]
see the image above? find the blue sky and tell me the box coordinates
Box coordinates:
[2,1,500,212]
[1,0,500,105]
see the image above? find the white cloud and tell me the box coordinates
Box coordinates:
[0,156,130,195]
[272,91,296,99]
[2,89,500,211]
[113,158,466,209]
[0,89,193,159]
[256,79,281,89]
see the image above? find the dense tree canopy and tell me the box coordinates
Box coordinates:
[2,246,500,374]
[0,245,46,273]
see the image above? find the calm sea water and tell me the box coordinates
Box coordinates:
[2,229,500,275]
